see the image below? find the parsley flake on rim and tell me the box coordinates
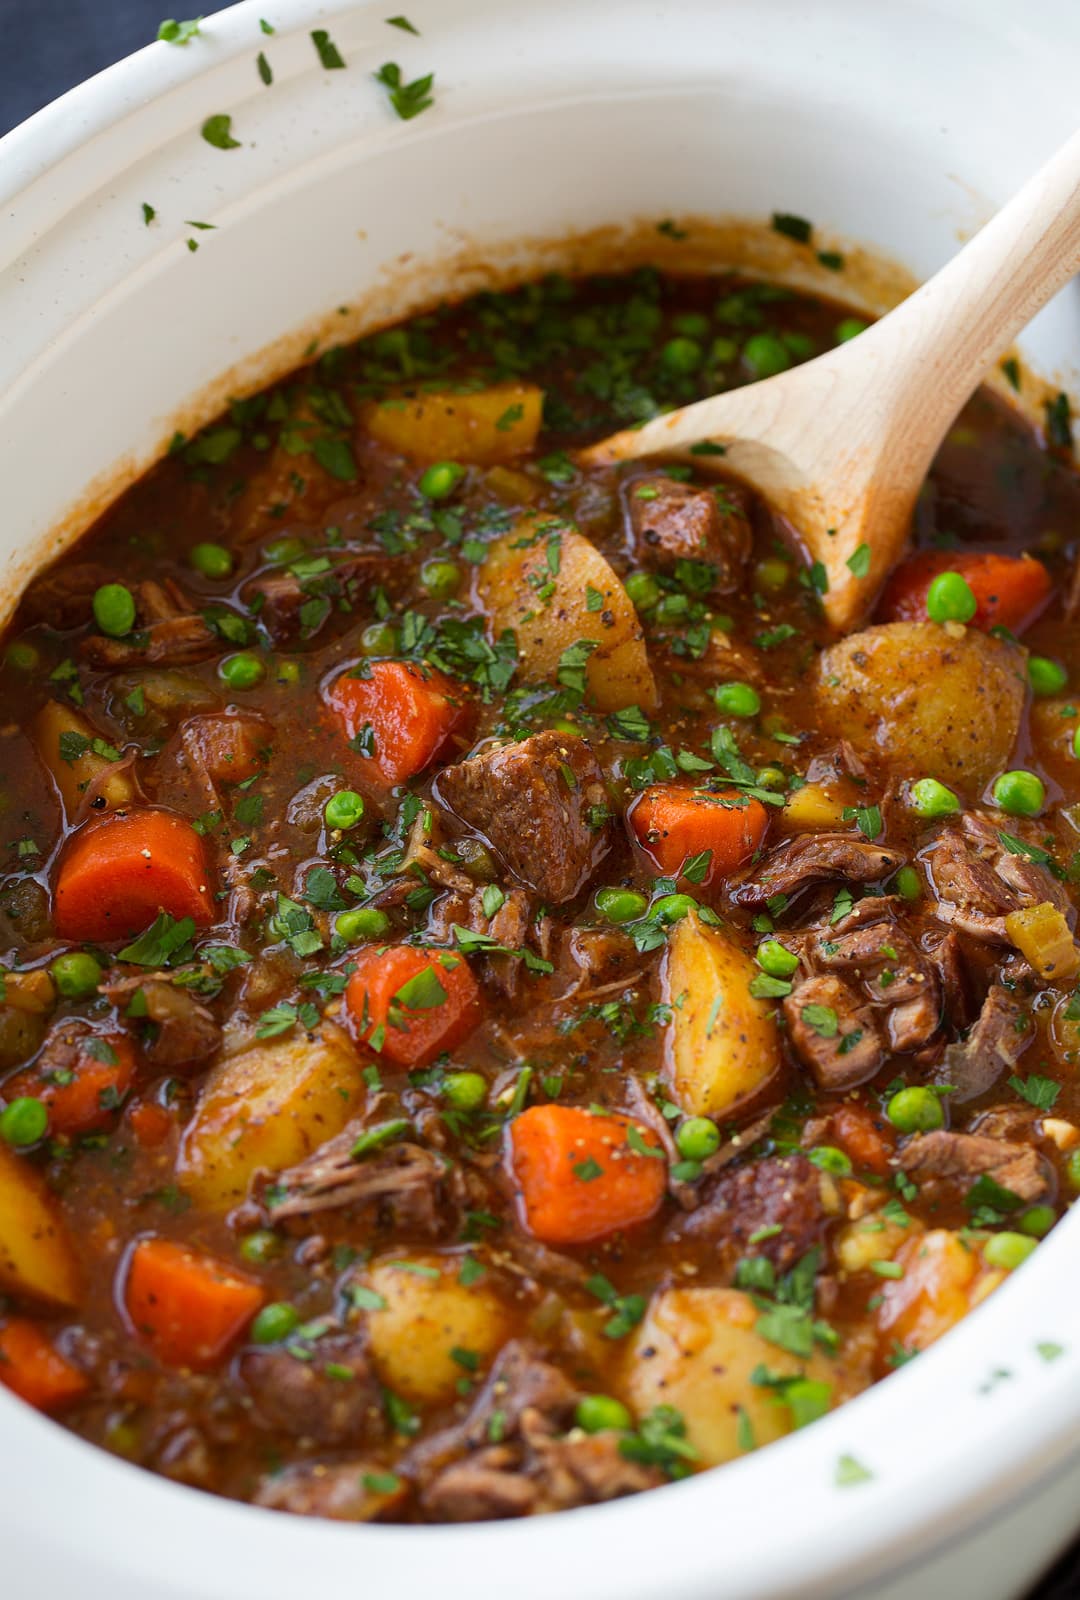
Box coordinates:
[201,114,241,150]
[374,61,435,121]
[157,17,202,45]
[311,29,346,68]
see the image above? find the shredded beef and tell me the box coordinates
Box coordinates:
[941,984,1034,1103]
[783,973,884,1089]
[238,1332,385,1445]
[624,474,751,593]
[23,562,117,630]
[437,731,614,903]
[665,1152,829,1270]
[923,812,1071,943]
[254,1460,409,1519]
[898,1130,1051,1207]
[730,833,902,908]
[242,553,383,643]
[102,973,221,1070]
[812,914,941,1052]
[254,1133,467,1235]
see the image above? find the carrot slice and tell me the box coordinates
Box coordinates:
[325,660,470,786]
[878,550,1052,634]
[127,1100,174,1148]
[345,945,482,1068]
[6,1031,136,1137]
[54,808,214,943]
[508,1105,666,1245]
[629,785,769,885]
[827,1104,896,1176]
[0,1318,89,1412]
[122,1237,264,1370]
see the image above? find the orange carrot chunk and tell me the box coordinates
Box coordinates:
[325,660,470,786]
[507,1104,667,1245]
[0,1318,90,1412]
[345,945,482,1068]
[54,809,214,943]
[6,1031,136,1137]
[629,785,768,885]
[878,549,1052,634]
[123,1237,264,1370]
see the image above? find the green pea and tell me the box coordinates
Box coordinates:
[595,886,649,925]
[835,318,868,343]
[336,907,391,942]
[756,939,799,979]
[1018,1205,1055,1238]
[783,331,815,360]
[672,312,709,339]
[652,893,696,924]
[5,641,39,672]
[712,681,761,718]
[262,535,307,565]
[886,1086,944,1134]
[239,1229,280,1265]
[276,661,301,686]
[0,1097,48,1148]
[1067,1148,1080,1191]
[756,766,787,792]
[991,769,1045,817]
[1028,656,1067,697]
[755,557,790,592]
[250,1302,301,1344]
[982,1232,1037,1271]
[50,950,103,1000]
[625,572,661,612]
[442,1071,488,1112]
[359,621,400,656]
[219,652,265,691]
[575,1394,632,1434]
[925,571,977,625]
[420,559,463,600]
[92,583,136,638]
[418,461,466,500]
[893,865,922,902]
[743,334,792,380]
[908,778,960,818]
[1072,726,1080,761]
[709,336,738,365]
[675,1116,721,1161]
[190,541,234,580]
[660,337,703,375]
[324,790,365,831]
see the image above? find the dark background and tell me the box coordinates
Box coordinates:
[4,4,1080,1595]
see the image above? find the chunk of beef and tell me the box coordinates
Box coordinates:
[238,1331,385,1446]
[437,732,614,904]
[813,917,941,1052]
[624,475,751,593]
[180,712,270,788]
[926,928,971,1030]
[23,562,116,630]
[730,834,902,908]
[427,884,537,999]
[410,1341,579,1476]
[783,974,884,1089]
[254,1133,468,1237]
[899,1130,1051,1207]
[102,973,221,1070]
[941,984,1034,1104]
[82,613,218,668]
[923,812,1071,943]
[253,1460,410,1520]
[665,1152,830,1271]
[242,553,384,644]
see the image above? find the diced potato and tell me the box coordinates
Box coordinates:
[661,911,780,1118]
[479,515,657,712]
[177,1026,365,1210]
[485,465,539,504]
[0,1144,80,1309]
[836,1213,919,1275]
[2,970,55,1015]
[623,1288,839,1466]
[816,622,1026,790]
[876,1229,999,1360]
[31,700,135,819]
[363,383,543,465]
[361,1253,511,1405]
[1005,903,1080,981]
[782,779,859,831]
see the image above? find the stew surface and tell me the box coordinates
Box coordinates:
[2,263,1080,1522]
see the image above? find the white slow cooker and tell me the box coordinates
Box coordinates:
[2,2,1080,1596]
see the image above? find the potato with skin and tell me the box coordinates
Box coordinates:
[362,383,543,465]
[816,621,1026,791]
[624,1288,841,1466]
[479,515,657,713]
[0,1144,81,1309]
[176,1027,365,1210]
[661,911,780,1118]
[361,1253,512,1405]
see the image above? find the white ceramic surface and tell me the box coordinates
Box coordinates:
[2,3,1080,1597]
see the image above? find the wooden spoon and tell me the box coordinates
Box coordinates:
[581,129,1080,632]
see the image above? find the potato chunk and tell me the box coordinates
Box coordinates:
[479,515,657,712]
[816,622,1026,791]
[362,383,543,465]
[624,1288,838,1466]
[0,1144,80,1309]
[32,700,135,819]
[661,911,780,1118]
[177,1027,364,1210]
[361,1253,511,1405]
